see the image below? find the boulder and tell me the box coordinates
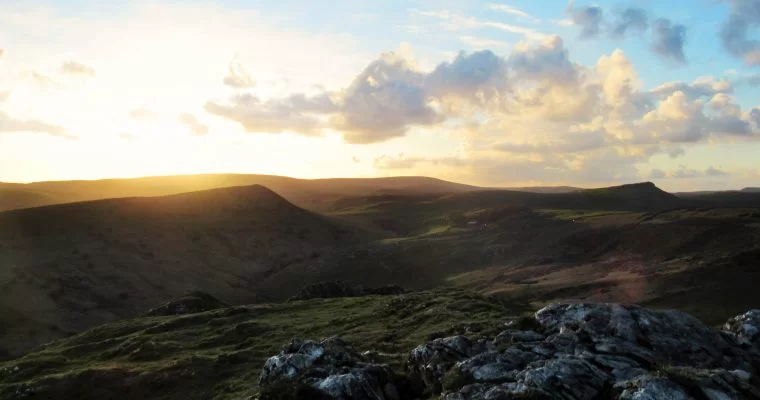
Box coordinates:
[259,337,419,400]
[406,303,760,399]
[724,309,760,346]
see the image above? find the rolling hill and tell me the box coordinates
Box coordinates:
[0,185,359,358]
[0,174,479,213]
[2,180,760,362]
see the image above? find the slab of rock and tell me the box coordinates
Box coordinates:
[724,309,760,346]
[259,337,418,400]
[406,303,760,399]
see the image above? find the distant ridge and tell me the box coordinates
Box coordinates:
[742,187,760,193]
[0,174,479,212]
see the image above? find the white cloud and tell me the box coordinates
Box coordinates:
[223,59,255,89]
[178,113,209,136]
[0,110,74,139]
[486,4,540,23]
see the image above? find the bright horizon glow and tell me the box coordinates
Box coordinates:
[1,1,759,192]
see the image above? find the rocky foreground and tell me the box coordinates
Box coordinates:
[259,303,760,399]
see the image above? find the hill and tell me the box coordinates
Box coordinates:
[742,187,760,193]
[0,185,358,358]
[3,180,760,361]
[0,174,479,212]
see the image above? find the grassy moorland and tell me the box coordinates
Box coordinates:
[0,289,527,400]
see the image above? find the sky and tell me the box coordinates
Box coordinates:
[0,0,759,191]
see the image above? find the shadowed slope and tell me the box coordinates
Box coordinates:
[0,185,356,358]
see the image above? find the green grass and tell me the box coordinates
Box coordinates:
[0,289,525,400]
[537,209,641,221]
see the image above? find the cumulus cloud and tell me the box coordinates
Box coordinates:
[720,0,760,66]
[223,60,255,88]
[425,50,508,100]
[333,53,441,143]
[611,7,648,38]
[61,61,96,77]
[178,113,209,136]
[0,110,74,139]
[651,18,687,64]
[649,76,733,99]
[203,37,759,187]
[566,1,604,38]
[509,36,578,85]
[564,4,686,64]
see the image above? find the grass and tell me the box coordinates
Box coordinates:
[0,289,526,400]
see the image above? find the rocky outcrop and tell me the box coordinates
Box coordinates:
[725,309,760,347]
[289,281,405,301]
[259,303,760,399]
[145,291,228,317]
[406,303,760,399]
[258,337,421,400]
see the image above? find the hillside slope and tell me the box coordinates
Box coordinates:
[0,174,479,212]
[0,185,358,358]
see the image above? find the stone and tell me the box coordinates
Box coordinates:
[259,337,418,400]
[405,303,760,399]
[724,310,760,346]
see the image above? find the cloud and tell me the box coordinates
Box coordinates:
[706,166,729,176]
[332,53,441,143]
[26,71,56,87]
[178,113,209,136]
[671,165,730,179]
[0,110,74,139]
[415,9,546,40]
[651,18,687,64]
[720,0,760,66]
[352,156,360,163]
[649,168,666,179]
[129,107,160,119]
[486,3,539,22]
[566,1,604,38]
[611,7,648,38]
[649,76,733,99]
[425,50,508,100]
[61,61,96,77]
[223,59,255,89]
[0,49,4,58]
[204,92,336,136]
[509,35,578,85]
[0,92,8,103]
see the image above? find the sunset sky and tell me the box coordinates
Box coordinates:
[1,0,759,191]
